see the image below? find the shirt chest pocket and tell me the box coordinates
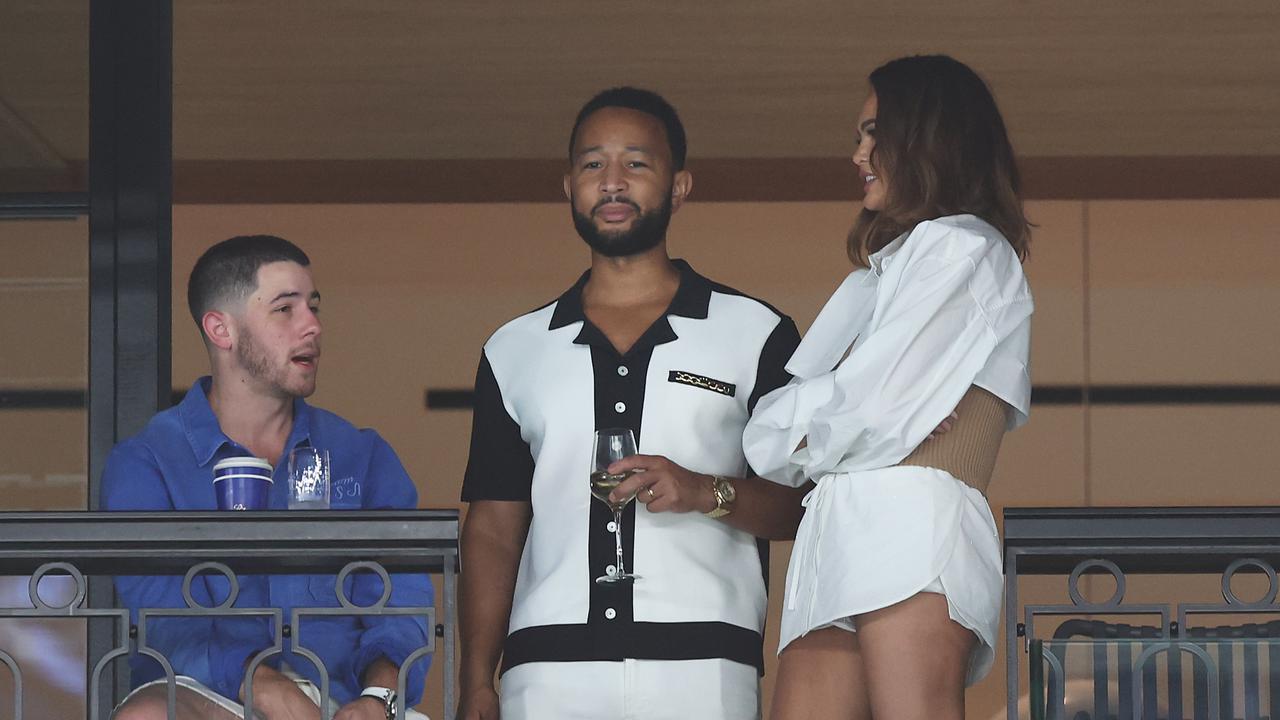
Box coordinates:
[659,369,747,431]
[329,475,364,508]
[667,369,737,398]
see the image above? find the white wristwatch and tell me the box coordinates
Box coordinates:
[359,686,398,719]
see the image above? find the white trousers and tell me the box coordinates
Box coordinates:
[499,658,760,720]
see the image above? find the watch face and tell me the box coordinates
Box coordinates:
[718,477,737,502]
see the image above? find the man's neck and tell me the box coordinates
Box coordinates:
[582,244,680,310]
[581,244,681,356]
[206,374,296,466]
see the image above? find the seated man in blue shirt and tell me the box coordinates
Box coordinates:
[103,235,431,720]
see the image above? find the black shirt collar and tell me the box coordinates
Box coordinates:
[548,258,712,331]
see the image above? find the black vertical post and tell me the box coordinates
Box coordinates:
[87,0,173,711]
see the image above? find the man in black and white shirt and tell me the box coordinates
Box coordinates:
[458,87,806,720]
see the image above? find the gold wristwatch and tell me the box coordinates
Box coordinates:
[703,475,737,518]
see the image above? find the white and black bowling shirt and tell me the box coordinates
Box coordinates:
[462,260,800,676]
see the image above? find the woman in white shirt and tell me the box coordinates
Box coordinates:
[743,55,1033,720]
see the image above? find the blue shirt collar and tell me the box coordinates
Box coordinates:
[178,376,314,467]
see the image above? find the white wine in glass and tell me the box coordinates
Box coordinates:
[589,468,640,512]
[591,428,640,583]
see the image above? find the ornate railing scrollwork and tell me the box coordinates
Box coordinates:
[1007,507,1280,720]
[0,561,135,719]
[0,510,458,720]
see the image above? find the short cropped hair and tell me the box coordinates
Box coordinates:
[569,86,688,170]
[186,235,310,338]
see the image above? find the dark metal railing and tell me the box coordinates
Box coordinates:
[1005,507,1280,720]
[0,510,458,720]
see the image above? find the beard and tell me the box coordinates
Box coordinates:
[571,193,673,258]
[236,326,316,399]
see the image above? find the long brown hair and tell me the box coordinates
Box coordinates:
[847,55,1030,267]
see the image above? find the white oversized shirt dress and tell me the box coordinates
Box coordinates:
[743,214,1033,685]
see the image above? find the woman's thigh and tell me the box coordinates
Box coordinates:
[854,592,975,720]
[769,625,870,720]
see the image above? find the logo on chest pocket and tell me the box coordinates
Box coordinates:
[332,476,362,502]
[668,370,736,397]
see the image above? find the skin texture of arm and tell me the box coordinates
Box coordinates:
[457,500,533,720]
[331,657,401,720]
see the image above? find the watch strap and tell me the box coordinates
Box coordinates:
[359,686,398,719]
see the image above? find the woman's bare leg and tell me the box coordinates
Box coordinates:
[769,625,871,720]
[855,592,975,720]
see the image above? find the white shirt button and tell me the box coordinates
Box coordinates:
[606,564,617,576]
[614,402,626,413]
[607,521,617,532]
[604,608,617,620]
[617,366,629,377]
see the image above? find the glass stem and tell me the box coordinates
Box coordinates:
[613,508,625,576]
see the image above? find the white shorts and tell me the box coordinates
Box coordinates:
[781,466,1003,686]
[118,669,430,719]
[813,576,946,633]
[500,658,759,720]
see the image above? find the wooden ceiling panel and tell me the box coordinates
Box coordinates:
[165,1,1280,161]
[0,2,87,165]
[1,1,1277,171]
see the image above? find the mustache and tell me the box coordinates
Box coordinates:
[592,195,641,214]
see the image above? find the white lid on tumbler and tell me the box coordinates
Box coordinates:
[213,456,273,473]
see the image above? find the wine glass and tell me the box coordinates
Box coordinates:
[589,428,641,584]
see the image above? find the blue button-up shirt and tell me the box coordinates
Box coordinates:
[101,377,433,704]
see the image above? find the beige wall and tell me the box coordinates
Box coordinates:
[0,217,87,514]
[3,199,1279,718]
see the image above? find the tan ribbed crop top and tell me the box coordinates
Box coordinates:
[897,385,1009,494]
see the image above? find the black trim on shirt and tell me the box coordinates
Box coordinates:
[501,621,765,675]
[748,316,801,415]
[743,313,799,590]
[587,340,652,625]
[460,352,535,502]
[548,259,713,331]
